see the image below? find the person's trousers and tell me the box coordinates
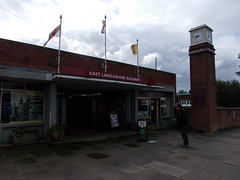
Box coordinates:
[180,127,189,145]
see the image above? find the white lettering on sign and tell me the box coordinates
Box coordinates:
[89,71,101,77]
[102,73,112,78]
[89,70,142,83]
[126,76,140,82]
[114,74,126,80]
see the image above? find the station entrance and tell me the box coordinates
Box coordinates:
[67,96,93,132]
[57,91,129,133]
[54,74,174,133]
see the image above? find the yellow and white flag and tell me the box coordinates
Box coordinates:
[131,44,138,55]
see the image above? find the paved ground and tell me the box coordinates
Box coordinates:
[1,127,240,180]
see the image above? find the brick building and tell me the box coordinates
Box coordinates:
[0,38,176,144]
[177,92,191,107]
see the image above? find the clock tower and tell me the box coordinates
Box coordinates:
[189,24,218,133]
[190,24,213,46]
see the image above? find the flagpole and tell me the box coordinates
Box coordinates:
[155,57,157,70]
[137,39,139,77]
[104,15,107,72]
[58,15,62,73]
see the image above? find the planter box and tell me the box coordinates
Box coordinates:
[9,132,39,144]
[50,135,60,142]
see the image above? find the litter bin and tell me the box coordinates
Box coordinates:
[137,119,148,141]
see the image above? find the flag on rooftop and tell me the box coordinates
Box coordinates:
[101,20,106,34]
[43,15,62,74]
[102,15,107,72]
[43,24,61,47]
[131,44,138,55]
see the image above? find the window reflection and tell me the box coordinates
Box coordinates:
[0,80,44,124]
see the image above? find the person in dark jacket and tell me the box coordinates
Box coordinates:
[176,103,189,147]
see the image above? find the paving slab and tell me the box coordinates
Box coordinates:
[57,167,98,180]
[197,162,236,179]
[1,127,240,179]
[96,167,137,180]
[133,168,179,180]
[223,157,240,167]
[0,166,21,179]
[22,169,60,180]
[143,161,190,177]
[121,165,147,173]
[167,159,208,172]
[219,167,240,180]
[0,158,11,168]
[181,171,214,180]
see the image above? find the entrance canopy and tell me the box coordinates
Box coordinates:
[52,74,166,92]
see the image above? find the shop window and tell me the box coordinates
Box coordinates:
[160,97,170,117]
[233,110,236,120]
[138,98,150,118]
[1,91,11,123]
[1,90,43,123]
[2,80,24,90]
[26,82,44,91]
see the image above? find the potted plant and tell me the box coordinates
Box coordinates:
[9,126,39,144]
[48,125,64,142]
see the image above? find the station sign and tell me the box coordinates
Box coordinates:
[61,66,155,84]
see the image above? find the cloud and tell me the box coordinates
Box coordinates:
[1,0,240,92]
[142,53,162,70]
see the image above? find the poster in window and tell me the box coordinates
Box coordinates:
[10,91,43,122]
[109,112,119,128]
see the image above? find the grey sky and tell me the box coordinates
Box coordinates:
[0,0,240,91]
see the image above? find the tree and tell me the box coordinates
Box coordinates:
[178,90,188,94]
[216,80,240,107]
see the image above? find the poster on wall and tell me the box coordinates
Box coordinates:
[10,91,43,122]
[109,112,119,128]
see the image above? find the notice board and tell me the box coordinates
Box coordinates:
[109,112,119,128]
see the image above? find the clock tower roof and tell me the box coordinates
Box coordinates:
[189,24,213,32]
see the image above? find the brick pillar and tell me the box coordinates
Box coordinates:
[189,43,218,133]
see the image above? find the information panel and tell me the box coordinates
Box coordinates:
[109,112,119,128]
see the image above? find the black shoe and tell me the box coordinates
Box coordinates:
[181,144,188,148]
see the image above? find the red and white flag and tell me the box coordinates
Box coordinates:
[43,24,61,47]
[101,20,106,34]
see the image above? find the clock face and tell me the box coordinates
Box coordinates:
[206,30,212,42]
[192,30,204,43]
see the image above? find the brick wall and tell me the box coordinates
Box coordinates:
[0,38,57,71]
[217,108,240,130]
[0,38,176,87]
[184,107,240,131]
